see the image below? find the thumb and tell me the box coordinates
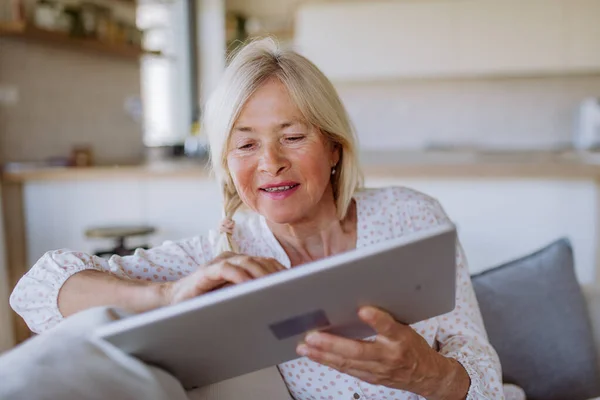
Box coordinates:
[358,306,399,338]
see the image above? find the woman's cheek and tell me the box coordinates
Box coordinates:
[296,152,330,181]
[230,169,256,209]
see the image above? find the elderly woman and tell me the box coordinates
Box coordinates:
[9,39,503,400]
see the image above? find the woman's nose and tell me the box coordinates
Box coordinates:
[259,145,290,176]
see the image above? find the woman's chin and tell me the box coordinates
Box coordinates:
[261,209,304,225]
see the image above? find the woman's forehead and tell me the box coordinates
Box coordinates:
[236,80,302,121]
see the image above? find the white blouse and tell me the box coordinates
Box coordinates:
[10,186,504,399]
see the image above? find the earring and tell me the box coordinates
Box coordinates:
[331,167,336,175]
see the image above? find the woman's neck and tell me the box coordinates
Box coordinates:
[266,198,357,266]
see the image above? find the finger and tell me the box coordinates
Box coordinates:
[297,344,357,371]
[264,257,287,272]
[358,307,400,338]
[229,256,271,278]
[211,251,236,263]
[245,256,286,274]
[220,262,257,284]
[203,262,253,284]
[303,331,381,361]
[249,257,280,275]
[213,282,235,290]
[297,344,387,379]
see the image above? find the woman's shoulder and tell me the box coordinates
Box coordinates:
[355,186,449,234]
[355,186,441,209]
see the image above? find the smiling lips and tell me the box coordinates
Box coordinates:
[259,182,300,199]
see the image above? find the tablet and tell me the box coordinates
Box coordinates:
[94,222,457,389]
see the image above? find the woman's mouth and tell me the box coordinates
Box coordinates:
[259,183,300,199]
[261,184,299,193]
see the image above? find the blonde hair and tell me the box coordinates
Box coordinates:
[203,38,363,253]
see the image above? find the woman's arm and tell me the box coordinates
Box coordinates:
[57,270,167,317]
[11,238,286,335]
[10,237,209,334]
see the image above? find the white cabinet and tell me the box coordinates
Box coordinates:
[143,179,223,245]
[24,179,222,267]
[366,178,599,285]
[565,0,600,71]
[295,0,600,81]
[295,1,460,81]
[457,0,566,74]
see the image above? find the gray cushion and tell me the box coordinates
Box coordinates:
[472,239,600,400]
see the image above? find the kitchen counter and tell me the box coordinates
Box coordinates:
[4,150,600,182]
[1,160,212,183]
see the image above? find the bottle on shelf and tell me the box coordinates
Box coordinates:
[184,120,209,160]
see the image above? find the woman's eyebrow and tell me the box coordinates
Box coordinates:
[232,119,305,132]
[233,125,253,132]
[278,120,306,130]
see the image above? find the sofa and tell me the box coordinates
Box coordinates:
[471,239,600,400]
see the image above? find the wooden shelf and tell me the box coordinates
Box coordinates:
[0,23,159,60]
[0,20,26,33]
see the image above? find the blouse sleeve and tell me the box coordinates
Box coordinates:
[10,235,214,334]
[393,187,504,399]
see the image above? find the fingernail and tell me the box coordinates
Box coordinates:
[297,345,309,356]
[305,333,319,345]
[360,307,376,319]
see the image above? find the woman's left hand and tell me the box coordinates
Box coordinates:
[296,307,470,400]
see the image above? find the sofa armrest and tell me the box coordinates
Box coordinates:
[582,284,600,362]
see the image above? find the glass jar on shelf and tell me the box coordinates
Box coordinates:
[80,2,100,38]
[33,0,59,31]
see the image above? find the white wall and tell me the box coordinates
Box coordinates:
[230,0,600,151]
[0,188,15,353]
[337,74,600,150]
[291,0,600,151]
[0,38,142,165]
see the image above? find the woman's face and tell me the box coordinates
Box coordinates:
[227,78,339,225]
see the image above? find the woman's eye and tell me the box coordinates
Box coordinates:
[238,143,255,150]
[285,135,305,142]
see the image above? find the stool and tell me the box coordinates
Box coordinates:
[85,225,156,258]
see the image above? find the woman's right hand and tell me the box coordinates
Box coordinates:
[160,252,287,306]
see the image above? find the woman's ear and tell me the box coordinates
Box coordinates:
[331,143,341,167]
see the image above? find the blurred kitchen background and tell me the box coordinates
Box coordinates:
[1,0,600,349]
